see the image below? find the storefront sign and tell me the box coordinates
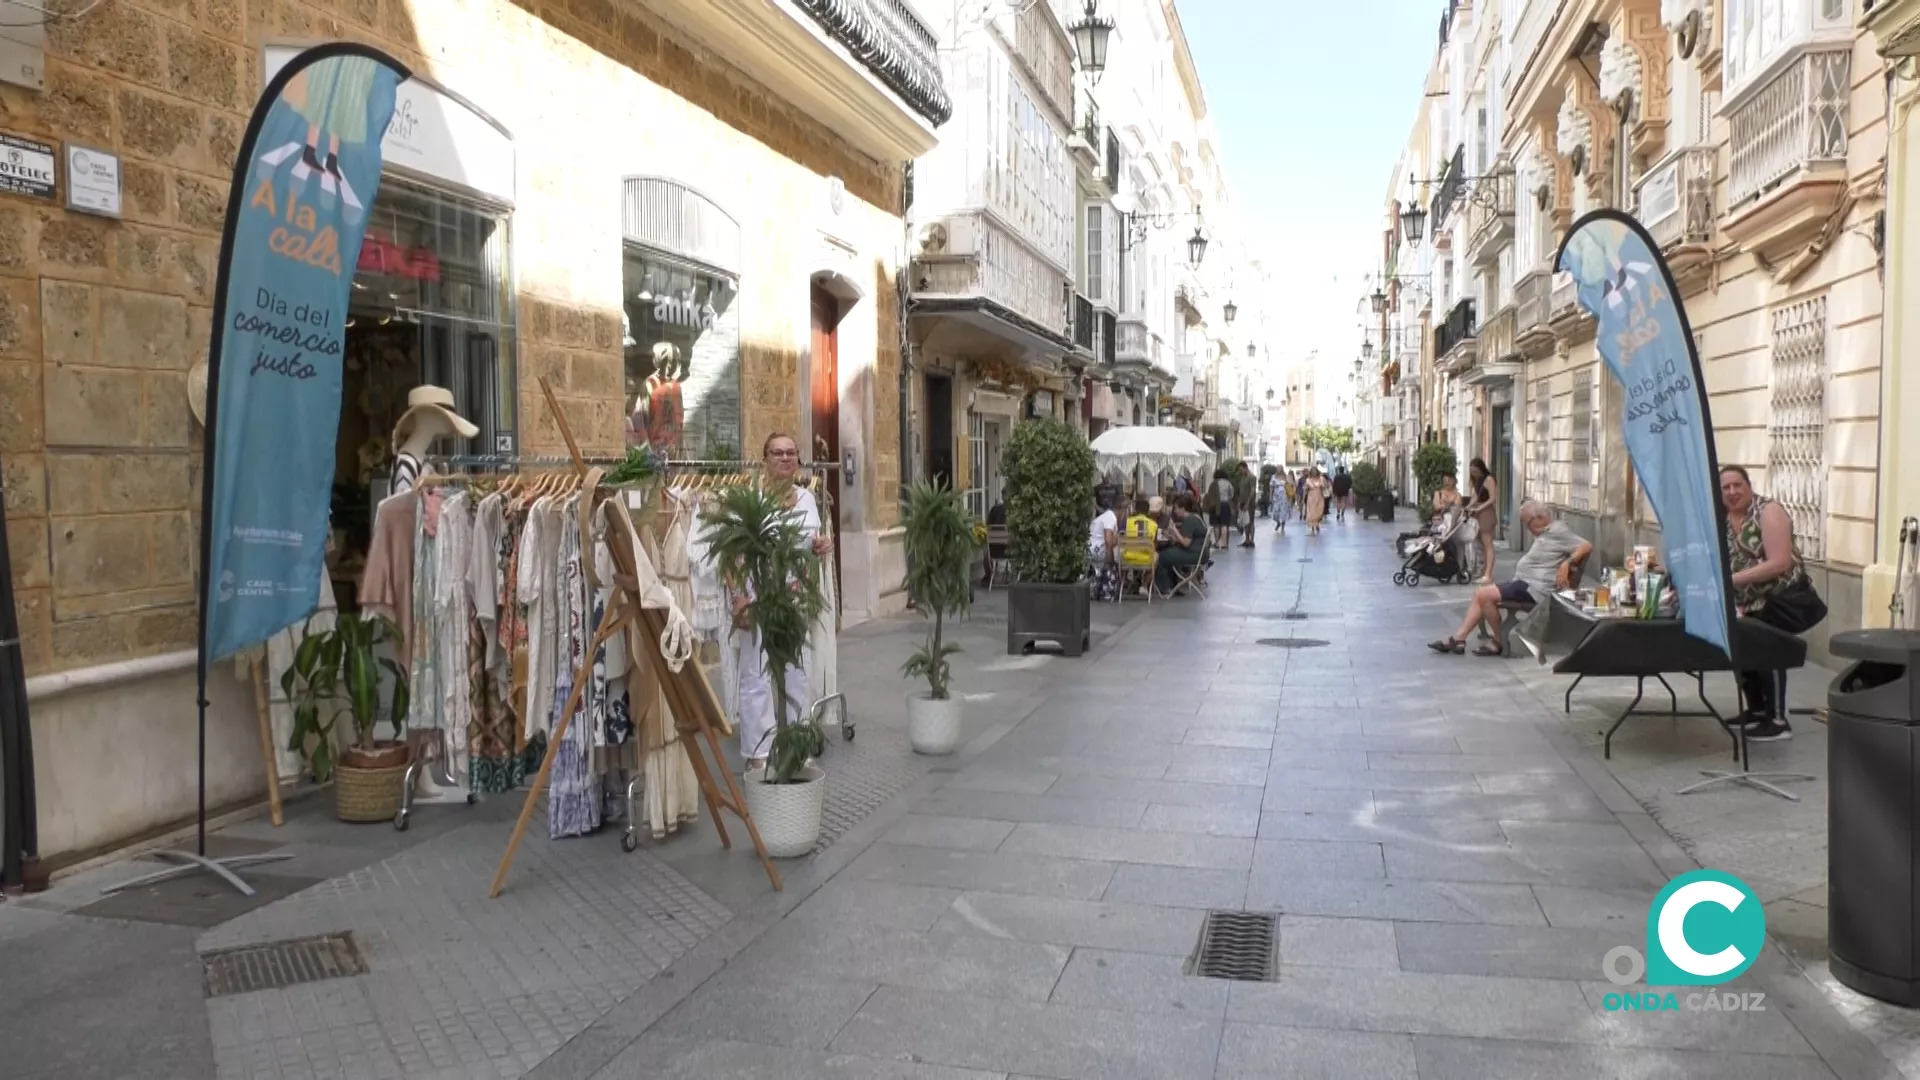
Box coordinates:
[1557,210,1733,658]
[357,230,441,280]
[0,132,54,201]
[265,45,514,205]
[204,44,408,661]
[63,143,120,217]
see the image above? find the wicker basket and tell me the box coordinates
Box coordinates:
[334,759,409,823]
[739,765,824,857]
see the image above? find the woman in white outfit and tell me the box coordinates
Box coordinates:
[732,433,834,771]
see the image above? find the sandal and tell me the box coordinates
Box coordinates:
[1474,643,1504,657]
[1427,638,1465,655]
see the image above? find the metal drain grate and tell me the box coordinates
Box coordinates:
[1277,612,1310,621]
[1189,910,1278,982]
[1254,638,1329,648]
[202,932,367,998]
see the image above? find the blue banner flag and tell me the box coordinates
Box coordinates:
[200,45,409,661]
[1556,210,1734,659]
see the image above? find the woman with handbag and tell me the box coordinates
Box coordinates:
[1721,465,1826,741]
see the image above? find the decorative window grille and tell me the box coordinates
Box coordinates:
[1767,296,1828,562]
[1528,379,1551,500]
[1569,370,1593,510]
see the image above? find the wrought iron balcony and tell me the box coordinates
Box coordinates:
[1433,298,1477,372]
[1727,48,1850,210]
[1464,169,1514,268]
[1636,145,1716,249]
[1547,271,1593,338]
[652,0,948,160]
[1073,293,1094,352]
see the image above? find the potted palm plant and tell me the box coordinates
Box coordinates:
[901,481,973,754]
[702,481,830,857]
[1003,419,1097,656]
[281,613,411,823]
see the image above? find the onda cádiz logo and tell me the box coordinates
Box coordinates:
[1601,870,1769,1014]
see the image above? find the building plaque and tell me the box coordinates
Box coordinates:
[64,143,120,218]
[0,131,55,201]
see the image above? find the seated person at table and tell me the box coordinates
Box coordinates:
[1429,500,1590,657]
[1119,498,1158,588]
[1156,495,1210,594]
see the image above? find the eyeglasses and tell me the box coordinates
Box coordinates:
[767,449,799,459]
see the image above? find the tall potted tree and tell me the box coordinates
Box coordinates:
[281,613,412,823]
[1003,419,1097,656]
[901,481,973,754]
[701,481,830,857]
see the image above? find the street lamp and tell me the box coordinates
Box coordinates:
[1186,226,1208,269]
[1247,341,1257,358]
[1370,288,1387,315]
[1399,202,1428,248]
[1361,339,1374,361]
[1067,0,1114,81]
[1222,299,1237,325]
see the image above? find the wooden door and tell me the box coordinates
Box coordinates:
[809,285,842,599]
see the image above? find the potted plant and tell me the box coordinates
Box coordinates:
[701,481,830,857]
[1002,419,1096,656]
[1412,441,1458,521]
[1350,461,1392,522]
[281,613,411,823]
[901,481,973,755]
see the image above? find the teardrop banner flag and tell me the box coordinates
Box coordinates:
[199,44,410,663]
[1556,209,1735,659]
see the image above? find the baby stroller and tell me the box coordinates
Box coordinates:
[1392,509,1473,587]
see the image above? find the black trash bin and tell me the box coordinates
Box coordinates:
[1828,628,1920,1005]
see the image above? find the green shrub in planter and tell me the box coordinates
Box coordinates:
[1412,441,1458,508]
[1002,420,1095,656]
[901,481,973,701]
[1003,419,1096,584]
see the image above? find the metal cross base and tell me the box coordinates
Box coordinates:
[98,850,296,897]
[1676,769,1818,802]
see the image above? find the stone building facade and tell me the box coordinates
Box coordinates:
[1,0,945,861]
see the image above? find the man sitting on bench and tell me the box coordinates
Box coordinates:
[1429,500,1590,657]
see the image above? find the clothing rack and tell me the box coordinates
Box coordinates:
[487,377,781,897]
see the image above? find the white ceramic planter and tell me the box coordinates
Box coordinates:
[907,693,966,755]
[739,764,825,857]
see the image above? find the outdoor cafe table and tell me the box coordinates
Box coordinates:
[1512,591,1808,772]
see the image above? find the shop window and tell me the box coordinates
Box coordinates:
[620,178,743,461]
[1768,295,1828,561]
[335,176,513,578]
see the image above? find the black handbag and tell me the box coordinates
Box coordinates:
[1763,577,1828,634]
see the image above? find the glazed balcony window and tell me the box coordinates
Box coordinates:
[1727,47,1850,208]
[1722,0,1853,105]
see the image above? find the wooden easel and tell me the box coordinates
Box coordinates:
[486,380,781,897]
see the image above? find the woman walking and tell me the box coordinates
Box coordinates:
[1304,468,1329,536]
[1271,469,1293,534]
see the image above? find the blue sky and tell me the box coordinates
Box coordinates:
[1181,0,1441,407]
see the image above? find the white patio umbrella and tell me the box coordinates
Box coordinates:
[1089,426,1217,480]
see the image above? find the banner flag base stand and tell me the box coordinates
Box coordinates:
[1676,770,1817,802]
[98,850,295,897]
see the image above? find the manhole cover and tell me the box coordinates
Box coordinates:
[1188,910,1277,982]
[1254,638,1329,648]
[202,932,367,998]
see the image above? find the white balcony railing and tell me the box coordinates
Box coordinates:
[1635,146,1716,247]
[913,210,1070,333]
[1727,48,1851,209]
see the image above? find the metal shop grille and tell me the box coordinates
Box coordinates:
[202,933,368,998]
[1768,296,1828,563]
[1254,639,1329,649]
[1569,369,1593,511]
[1188,910,1278,982]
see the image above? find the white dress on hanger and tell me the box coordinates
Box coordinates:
[602,498,701,837]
